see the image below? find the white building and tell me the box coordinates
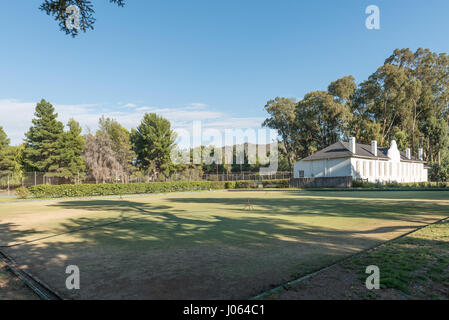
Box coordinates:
[293,138,428,183]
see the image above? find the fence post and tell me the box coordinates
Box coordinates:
[7,174,10,196]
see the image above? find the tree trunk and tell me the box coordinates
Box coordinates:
[412,101,417,155]
[430,140,433,163]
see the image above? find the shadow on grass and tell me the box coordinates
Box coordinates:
[0,223,43,247]
[167,196,448,224]
[0,195,447,299]
[39,195,448,246]
[279,190,449,201]
[227,189,449,201]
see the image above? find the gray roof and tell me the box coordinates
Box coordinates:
[302,141,424,163]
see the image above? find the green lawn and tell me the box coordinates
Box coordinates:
[273,219,449,300]
[0,190,448,299]
[350,219,449,298]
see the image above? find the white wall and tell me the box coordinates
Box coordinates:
[294,157,428,183]
[294,158,351,178]
[350,158,427,183]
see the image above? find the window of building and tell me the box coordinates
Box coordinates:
[299,170,305,178]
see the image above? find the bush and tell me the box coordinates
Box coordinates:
[225,179,289,189]
[27,179,292,199]
[234,181,254,189]
[352,179,449,189]
[29,181,227,199]
[262,179,290,188]
[15,186,30,199]
[224,181,236,189]
[429,161,449,182]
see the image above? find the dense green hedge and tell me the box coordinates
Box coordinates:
[27,179,291,198]
[21,178,449,199]
[262,179,290,188]
[352,180,449,189]
[29,181,226,198]
[224,179,289,189]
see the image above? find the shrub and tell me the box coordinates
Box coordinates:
[225,179,289,189]
[224,181,236,189]
[27,179,292,199]
[29,181,227,199]
[429,161,449,182]
[352,179,449,189]
[262,179,290,188]
[15,186,30,199]
[234,181,254,189]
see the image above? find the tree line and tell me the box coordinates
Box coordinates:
[263,48,449,181]
[0,99,177,183]
[1,48,448,182]
[0,100,283,183]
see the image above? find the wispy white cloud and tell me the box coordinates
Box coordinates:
[135,107,152,112]
[121,103,137,108]
[0,99,265,146]
[186,103,208,110]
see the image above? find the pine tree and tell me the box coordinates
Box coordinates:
[58,119,86,179]
[23,99,65,173]
[0,126,9,149]
[10,145,25,175]
[131,113,176,179]
[0,126,15,172]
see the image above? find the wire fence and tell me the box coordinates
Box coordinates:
[0,171,292,192]
[169,172,292,182]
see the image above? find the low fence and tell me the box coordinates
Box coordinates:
[290,176,353,188]
[0,172,78,189]
[0,171,292,191]
[187,172,291,182]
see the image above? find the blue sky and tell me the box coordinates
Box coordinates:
[1,0,449,145]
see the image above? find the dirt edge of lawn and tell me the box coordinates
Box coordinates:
[0,261,39,300]
[267,220,449,300]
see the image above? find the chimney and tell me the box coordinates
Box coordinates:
[371,141,378,157]
[418,148,423,161]
[406,148,411,160]
[349,137,356,154]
